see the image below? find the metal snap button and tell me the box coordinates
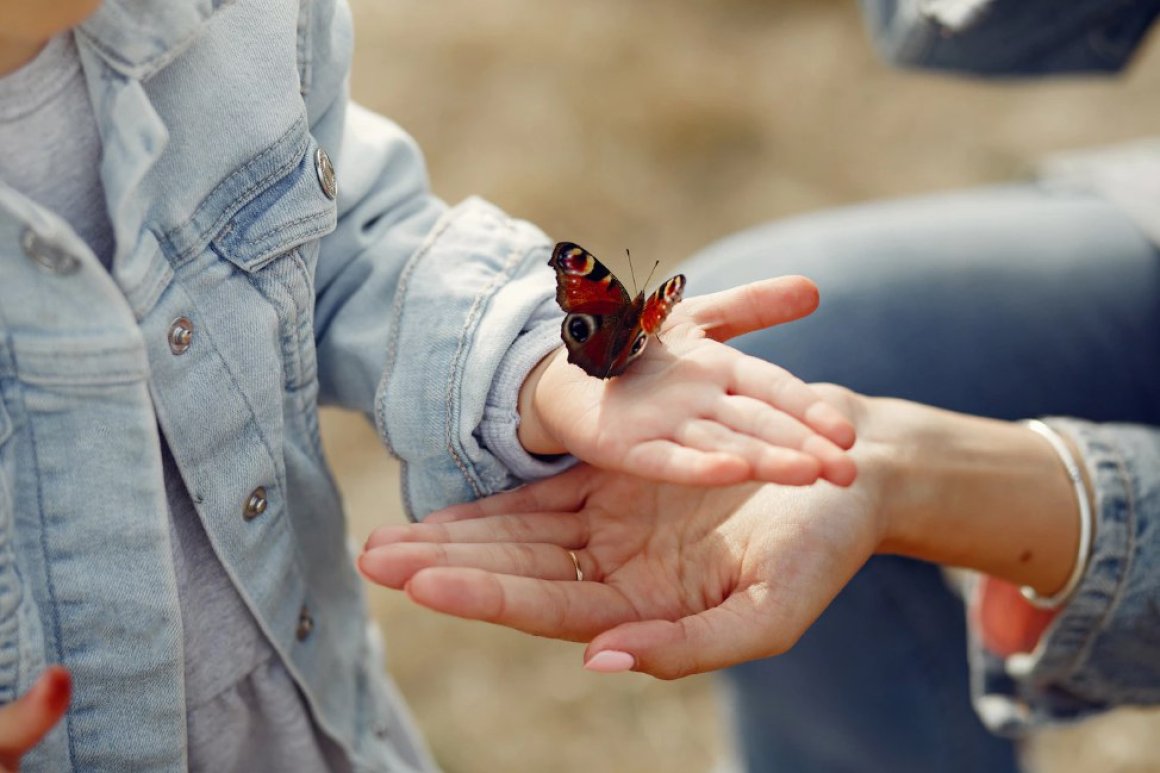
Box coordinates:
[296,605,314,641]
[243,486,268,520]
[314,147,337,200]
[167,317,194,355]
[22,228,80,275]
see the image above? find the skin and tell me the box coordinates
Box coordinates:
[0,0,861,752]
[517,276,857,488]
[0,0,101,75]
[361,386,1091,679]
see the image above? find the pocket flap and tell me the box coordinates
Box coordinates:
[214,138,337,272]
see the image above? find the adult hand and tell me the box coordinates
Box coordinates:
[362,388,1082,678]
[0,666,70,771]
[361,434,880,679]
[517,276,856,488]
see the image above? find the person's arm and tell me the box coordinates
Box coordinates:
[298,2,856,519]
[361,387,1160,726]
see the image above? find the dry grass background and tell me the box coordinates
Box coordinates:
[323,2,1160,771]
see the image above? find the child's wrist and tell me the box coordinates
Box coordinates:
[517,346,569,456]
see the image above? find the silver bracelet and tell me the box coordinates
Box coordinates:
[1019,419,1093,610]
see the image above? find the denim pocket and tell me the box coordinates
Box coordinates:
[212,135,335,395]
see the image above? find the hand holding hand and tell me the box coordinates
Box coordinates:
[518,275,856,488]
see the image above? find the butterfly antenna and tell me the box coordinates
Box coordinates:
[625,248,639,295]
[642,259,660,290]
[626,248,662,292]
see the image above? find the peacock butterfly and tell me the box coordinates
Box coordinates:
[548,241,686,379]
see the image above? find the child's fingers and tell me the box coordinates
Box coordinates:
[0,666,70,768]
[404,567,636,643]
[713,396,855,486]
[686,276,820,342]
[730,359,856,451]
[621,441,751,486]
[674,420,821,486]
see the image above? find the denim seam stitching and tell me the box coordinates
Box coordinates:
[375,210,458,519]
[160,118,308,266]
[21,392,75,770]
[1063,437,1137,683]
[443,216,525,500]
[243,210,332,250]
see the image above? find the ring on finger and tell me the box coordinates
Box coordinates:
[567,550,584,582]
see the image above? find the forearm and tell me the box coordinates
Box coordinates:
[862,397,1088,596]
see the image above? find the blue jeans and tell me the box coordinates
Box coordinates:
[682,185,1160,773]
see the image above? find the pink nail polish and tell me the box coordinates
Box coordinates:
[584,650,635,673]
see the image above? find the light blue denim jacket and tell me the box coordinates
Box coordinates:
[0,0,566,769]
[862,0,1160,734]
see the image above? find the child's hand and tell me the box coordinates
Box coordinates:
[0,666,70,771]
[517,276,856,487]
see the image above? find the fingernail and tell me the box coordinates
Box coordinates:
[584,650,635,673]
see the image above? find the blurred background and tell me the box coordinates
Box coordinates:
[326,1,1160,771]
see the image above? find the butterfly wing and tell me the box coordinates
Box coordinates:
[600,275,686,377]
[548,242,639,379]
[639,274,686,334]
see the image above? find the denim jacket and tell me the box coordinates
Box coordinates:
[0,0,564,769]
[862,0,1160,734]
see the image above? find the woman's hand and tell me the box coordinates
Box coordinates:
[0,666,70,771]
[517,276,857,488]
[361,445,884,679]
[362,390,1084,678]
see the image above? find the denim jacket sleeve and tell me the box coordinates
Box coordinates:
[298,0,570,519]
[859,0,1160,76]
[969,419,1160,734]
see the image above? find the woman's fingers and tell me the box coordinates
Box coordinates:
[365,511,587,551]
[360,541,595,589]
[583,589,792,680]
[0,666,70,769]
[403,567,638,643]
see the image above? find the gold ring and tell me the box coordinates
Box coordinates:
[567,550,584,582]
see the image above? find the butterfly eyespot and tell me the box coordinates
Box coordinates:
[564,313,597,344]
[627,332,648,360]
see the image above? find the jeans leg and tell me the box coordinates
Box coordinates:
[684,185,1160,773]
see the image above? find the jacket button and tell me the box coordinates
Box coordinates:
[243,486,268,520]
[296,605,314,641]
[167,317,194,355]
[22,229,80,275]
[314,147,337,200]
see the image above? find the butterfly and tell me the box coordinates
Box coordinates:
[548,241,686,379]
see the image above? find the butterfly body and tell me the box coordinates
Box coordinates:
[548,242,686,379]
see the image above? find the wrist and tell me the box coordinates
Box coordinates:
[861,398,1082,594]
[516,346,569,456]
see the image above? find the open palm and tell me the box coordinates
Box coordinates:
[360,461,882,679]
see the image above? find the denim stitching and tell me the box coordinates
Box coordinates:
[20,389,74,769]
[244,210,332,249]
[1063,433,1137,683]
[159,118,308,265]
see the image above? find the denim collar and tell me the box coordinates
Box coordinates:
[78,0,233,80]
